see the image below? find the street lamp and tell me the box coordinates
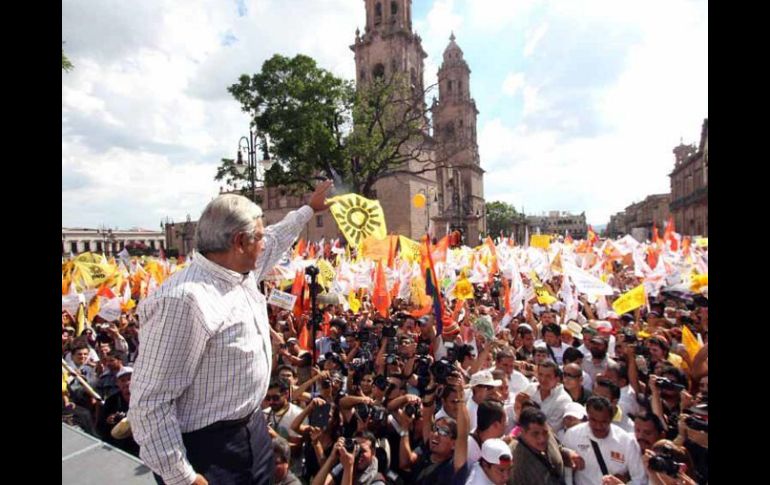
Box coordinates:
[417,187,438,236]
[235,128,275,203]
[97,224,116,256]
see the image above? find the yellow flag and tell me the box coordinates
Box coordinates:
[348,290,361,313]
[361,235,391,262]
[690,273,708,293]
[317,259,336,289]
[398,236,421,264]
[530,234,551,250]
[612,284,646,315]
[681,325,703,360]
[72,252,117,289]
[453,271,474,300]
[75,303,87,336]
[550,250,563,273]
[695,237,708,248]
[327,194,387,248]
[535,286,558,305]
[87,295,101,322]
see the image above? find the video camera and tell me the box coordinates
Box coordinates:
[648,449,683,477]
[430,357,456,384]
[655,377,686,392]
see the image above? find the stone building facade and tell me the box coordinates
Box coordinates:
[669,119,708,236]
[62,228,165,256]
[526,211,587,239]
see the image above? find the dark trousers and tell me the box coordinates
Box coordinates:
[153,411,274,485]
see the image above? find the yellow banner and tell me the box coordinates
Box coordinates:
[348,290,361,313]
[361,235,392,262]
[327,194,387,248]
[695,237,708,247]
[398,235,421,263]
[681,325,703,360]
[530,234,551,250]
[612,284,646,315]
[317,259,336,289]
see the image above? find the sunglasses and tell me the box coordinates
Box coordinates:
[563,373,581,379]
[432,425,454,438]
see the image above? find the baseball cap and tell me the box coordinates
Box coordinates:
[469,369,503,388]
[116,367,133,379]
[481,439,512,465]
[564,402,587,420]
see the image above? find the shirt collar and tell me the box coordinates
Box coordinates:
[194,253,250,286]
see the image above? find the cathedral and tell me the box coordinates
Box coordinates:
[350,0,486,243]
[260,0,486,243]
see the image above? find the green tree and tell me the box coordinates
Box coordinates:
[62,48,73,72]
[218,54,451,198]
[485,201,522,237]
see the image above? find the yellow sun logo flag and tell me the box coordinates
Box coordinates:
[317,259,336,289]
[612,284,646,315]
[453,271,474,301]
[327,194,387,248]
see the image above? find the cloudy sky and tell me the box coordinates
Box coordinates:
[62,0,707,230]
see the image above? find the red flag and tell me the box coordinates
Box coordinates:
[664,216,678,251]
[652,224,662,245]
[96,284,116,299]
[372,260,391,318]
[308,243,316,259]
[587,226,598,246]
[298,319,311,351]
[290,271,305,317]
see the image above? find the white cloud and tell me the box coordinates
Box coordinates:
[501,72,525,97]
[523,23,548,57]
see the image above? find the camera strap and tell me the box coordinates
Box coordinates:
[590,440,610,476]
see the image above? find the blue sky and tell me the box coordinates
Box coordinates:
[62,0,707,230]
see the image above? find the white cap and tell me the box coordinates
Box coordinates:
[481,438,512,465]
[564,402,587,420]
[116,367,133,379]
[469,369,503,388]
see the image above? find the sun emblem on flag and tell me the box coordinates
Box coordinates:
[328,194,387,247]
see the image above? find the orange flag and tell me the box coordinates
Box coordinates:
[485,237,499,282]
[362,236,392,263]
[652,224,662,245]
[664,216,678,251]
[387,235,397,268]
[290,271,305,317]
[372,260,391,318]
[587,226,598,246]
[432,235,449,264]
[682,236,691,255]
[308,243,316,259]
[298,319,311,351]
[410,298,433,318]
[96,284,116,299]
[501,277,511,315]
[294,239,306,259]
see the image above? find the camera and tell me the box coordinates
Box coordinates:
[430,358,455,384]
[404,402,421,419]
[309,401,331,428]
[373,375,388,390]
[655,377,685,392]
[369,405,387,425]
[383,325,397,338]
[414,356,431,377]
[648,452,682,477]
[344,437,357,453]
[386,354,400,366]
[355,403,372,420]
[634,342,650,356]
[331,340,343,354]
[685,415,708,432]
[416,342,431,356]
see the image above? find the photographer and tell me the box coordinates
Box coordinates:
[396,379,470,484]
[634,440,697,485]
[672,407,708,483]
[264,378,306,474]
[312,433,385,485]
[277,337,312,384]
[96,366,139,457]
[292,396,343,481]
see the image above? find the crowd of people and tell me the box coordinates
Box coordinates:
[62,243,708,485]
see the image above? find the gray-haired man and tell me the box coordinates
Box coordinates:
[130,181,333,485]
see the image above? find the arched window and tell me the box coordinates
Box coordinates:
[448,80,453,92]
[375,2,382,25]
[373,63,385,79]
[391,1,398,16]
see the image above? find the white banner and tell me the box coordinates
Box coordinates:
[564,262,614,296]
[267,289,298,311]
[98,297,122,322]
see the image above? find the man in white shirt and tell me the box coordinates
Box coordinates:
[535,324,570,365]
[521,360,573,433]
[466,400,507,466]
[561,396,647,485]
[465,438,512,485]
[263,378,306,477]
[466,370,503,431]
[131,181,333,485]
[493,347,530,395]
[593,378,634,434]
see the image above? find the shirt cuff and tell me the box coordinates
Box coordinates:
[161,462,197,485]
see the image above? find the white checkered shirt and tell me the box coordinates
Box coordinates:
[129,206,313,485]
